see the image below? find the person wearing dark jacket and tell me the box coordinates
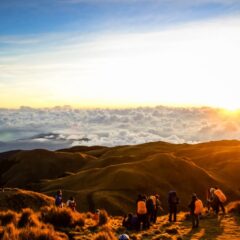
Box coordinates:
[168,190,179,222]
[188,193,199,228]
[55,190,63,208]
[146,196,155,224]
[153,194,164,223]
[122,213,138,231]
[136,194,148,230]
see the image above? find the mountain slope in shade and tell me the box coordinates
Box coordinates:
[0,149,96,187]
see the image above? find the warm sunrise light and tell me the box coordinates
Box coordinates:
[1,10,240,109]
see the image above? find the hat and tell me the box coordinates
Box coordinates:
[95,209,100,214]
[119,234,130,240]
[192,193,197,198]
[210,188,215,194]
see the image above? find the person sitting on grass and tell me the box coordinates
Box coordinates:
[93,209,100,222]
[66,196,77,211]
[122,213,138,231]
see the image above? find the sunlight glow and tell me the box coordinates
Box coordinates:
[1,17,240,109]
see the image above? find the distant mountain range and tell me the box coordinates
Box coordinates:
[0,132,91,153]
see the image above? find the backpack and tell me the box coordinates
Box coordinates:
[137,200,147,214]
[214,189,227,203]
[194,199,203,215]
[168,191,179,204]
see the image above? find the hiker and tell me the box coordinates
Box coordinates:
[66,196,77,211]
[188,193,203,228]
[136,194,148,230]
[168,190,179,222]
[93,209,100,222]
[153,194,164,223]
[55,190,63,208]
[207,187,218,214]
[122,213,138,231]
[146,195,156,224]
[119,234,130,240]
[206,188,213,213]
[212,187,227,214]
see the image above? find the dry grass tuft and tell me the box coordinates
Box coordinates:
[98,210,109,226]
[18,208,41,228]
[2,223,19,240]
[93,230,117,240]
[227,201,240,215]
[19,226,69,240]
[0,210,18,226]
[40,206,85,228]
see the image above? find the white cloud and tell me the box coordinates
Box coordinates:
[0,106,240,152]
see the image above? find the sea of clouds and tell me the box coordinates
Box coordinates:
[0,106,239,152]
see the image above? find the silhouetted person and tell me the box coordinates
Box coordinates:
[212,187,226,214]
[55,190,63,208]
[153,194,163,223]
[168,190,179,222]
[188,193,203,228]
[66,196,76,211]
[122,213,138,231]
[146,195,156,224]
[136,194,148,230]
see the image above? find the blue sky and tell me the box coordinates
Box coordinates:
[1,0,240,109]
[1,0,240,36]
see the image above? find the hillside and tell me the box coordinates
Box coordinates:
[0,140,240,214]
[0,188,54,212]
[1,197,240,240]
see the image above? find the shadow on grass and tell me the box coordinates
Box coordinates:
[180,214,224,240]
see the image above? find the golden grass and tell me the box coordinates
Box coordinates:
[40,206,85,228]
[98,210,109,226]
[1,206,240,239]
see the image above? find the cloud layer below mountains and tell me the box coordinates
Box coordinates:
[0,106,239,152]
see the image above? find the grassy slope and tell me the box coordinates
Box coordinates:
[0,141,240,214]
[1,188,240,239]
[41,140,240,214]
[0,188,54,211]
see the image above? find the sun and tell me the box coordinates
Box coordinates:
[222,103,240,112]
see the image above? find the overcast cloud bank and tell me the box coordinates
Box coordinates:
[0,106,239,152]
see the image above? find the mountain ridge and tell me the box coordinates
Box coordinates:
[0,140,239,214]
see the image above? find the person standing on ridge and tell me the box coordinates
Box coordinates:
[153,194,164,223]
[55,190,63,208]
[212,187,227,214]
[136,194,148,230]
[146,195,156,224]
[188,193,203,229]
[168,190,179,222]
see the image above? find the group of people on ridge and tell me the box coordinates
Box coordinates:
[55,190,101,222]
[123,187,227,232]
[55,190,77,211]
[123,194,163,231]
[54,187,227,240]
